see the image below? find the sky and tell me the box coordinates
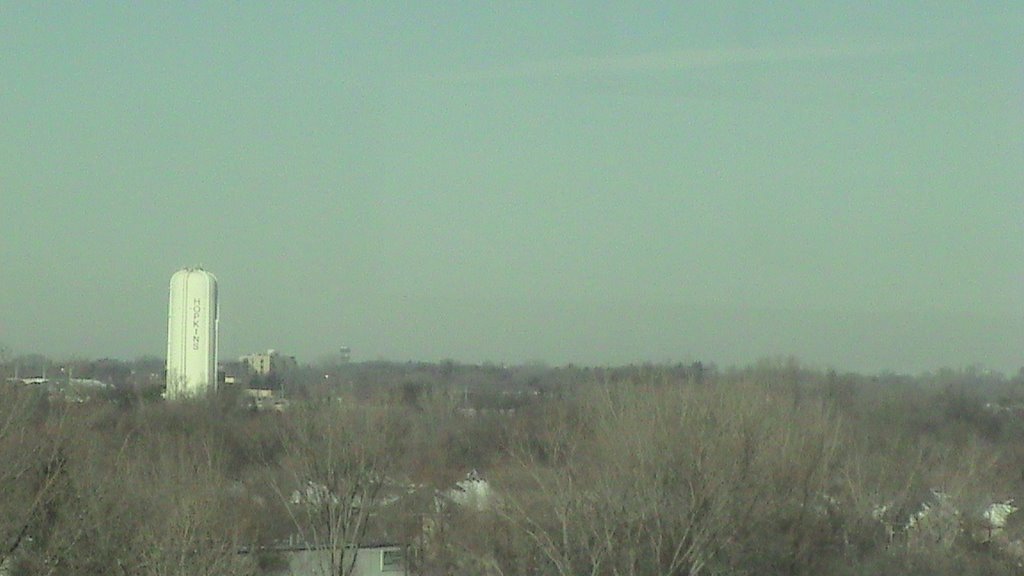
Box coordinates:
[1,3,1022,373]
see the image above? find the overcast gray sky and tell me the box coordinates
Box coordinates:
[2,3,1022,373]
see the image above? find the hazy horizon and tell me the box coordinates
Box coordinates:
[2,4,1022,374]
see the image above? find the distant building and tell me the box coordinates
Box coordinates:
[243,387,289,412]
[239,349,297,376]
[166,268,219,399]
[339,346,351,363]
[219,360,248,386]
[249,543,407,576]
[441,470,495,511]
[6,377,112,403]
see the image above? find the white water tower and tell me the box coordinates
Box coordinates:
[166,267,219,399]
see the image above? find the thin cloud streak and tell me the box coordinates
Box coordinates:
[426,38,935,83]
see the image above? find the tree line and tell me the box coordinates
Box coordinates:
[3,359,1024,575]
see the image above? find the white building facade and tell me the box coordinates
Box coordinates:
[166,268,219,399]
[274,544,407,576]
[239,349,297,376]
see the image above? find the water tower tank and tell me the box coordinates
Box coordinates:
[166,268,219,399]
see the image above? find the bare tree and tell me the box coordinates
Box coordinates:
[21,402,258,576]
[270,401,406,576]
[0,386,68,572]
[489,379,845,576]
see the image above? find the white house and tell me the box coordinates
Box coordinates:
[257,544,407,576]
